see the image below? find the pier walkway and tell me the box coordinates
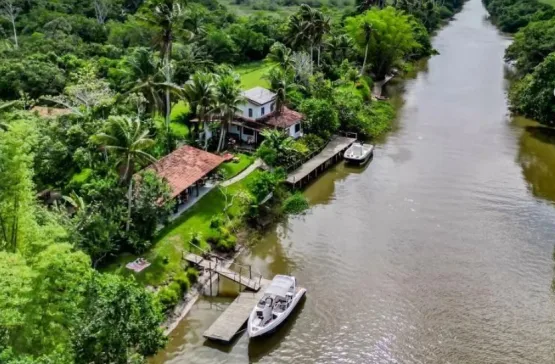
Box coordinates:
[184,253,263,291]
[286,135,356,188]
[203,279,271,342]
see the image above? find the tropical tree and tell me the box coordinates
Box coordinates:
[266,42,295,72]
[141,0,189,150]
[214,73,245,152]
[257,129,296,166]
[346,7,418,79]
[0,0,20,49]
[312,9,330,67]
[91,116,156,231]
[326,33,353,64]
[264,67,294,114]
[183,71,216,148]
[124,47,164,114]
[0,118,37,253]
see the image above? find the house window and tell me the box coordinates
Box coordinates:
[261,107,265,115]
[270,103,274,112]
[243,127,254,136]
[248,108,253,118]
[294,123,301,133]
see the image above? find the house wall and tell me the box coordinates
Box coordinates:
[288,122,302,139]
[228,124,258,143]
[238,100,275,120]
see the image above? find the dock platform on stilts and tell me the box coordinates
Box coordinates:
[286,135,356,188]
[202,279,271,342]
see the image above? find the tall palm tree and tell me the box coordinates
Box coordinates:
[312,10,330,67]
[91,117,156,231]
[183,72,216,149]
[360,22,373,76]
[264,68,293,114]
[265,42,295,72]
[141,0,188,150]
[124,48,164,114]
[327,33,353,63]
[214,73,245,153]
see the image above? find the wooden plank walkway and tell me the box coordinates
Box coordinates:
[203,280,271,342]
[185,253,262,291]
[286,135,356,187]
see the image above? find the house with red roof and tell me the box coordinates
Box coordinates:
[228,87,303,145]
[145,145,224,212]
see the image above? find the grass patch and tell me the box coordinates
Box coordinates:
[539,0,555,6]
[217,153,255,180]
[236,62,272,89]
[103,171,259,287]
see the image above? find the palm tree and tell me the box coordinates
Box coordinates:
[124,48,164,114]
[141,0,188,150]
[259,129,295,166]
[312,10,330,67]
[264,68,293,114]
[183,72,216,149]
[214,73,245,153]
[327,34,353,63]
[265,42,295,72]
[360,21,373,76]
[91,117,156,231]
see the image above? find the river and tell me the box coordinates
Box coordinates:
[152,0,555,362]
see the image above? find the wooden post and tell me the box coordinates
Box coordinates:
[239,266,242,292]
[249,265,252,280]
[209,261,213,296]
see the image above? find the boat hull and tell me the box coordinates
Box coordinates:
[344,150,373,165]
[247,288,307,338]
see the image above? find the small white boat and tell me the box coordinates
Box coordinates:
[247,275,306,338]
[344,142,374,165]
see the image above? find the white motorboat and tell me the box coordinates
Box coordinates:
[344,142,374,165]
[247,275,306,338]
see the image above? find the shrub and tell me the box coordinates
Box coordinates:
[186,267,199,284]
[300,98,340,140]
[174,272,191,293]
[157,285,179,311]
[282,192,309,214]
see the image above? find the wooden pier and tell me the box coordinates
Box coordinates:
[203,279,271,342]
[286,135,356,188]
[184,253,262,291]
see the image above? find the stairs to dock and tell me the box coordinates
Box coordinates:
[184,252,262,291]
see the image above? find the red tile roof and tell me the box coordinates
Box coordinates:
[147,145,224,198]
[235,106,302,129]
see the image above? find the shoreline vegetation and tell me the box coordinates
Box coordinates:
[0,0,466,361]
[483,0,555,125]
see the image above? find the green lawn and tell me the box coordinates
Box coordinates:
[217,153,255,180]
[236,62,272,89]
[104,171,259,287]
[539,0,555,6]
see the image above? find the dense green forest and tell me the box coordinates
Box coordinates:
[484,0,555,124]
[0,0,462,361]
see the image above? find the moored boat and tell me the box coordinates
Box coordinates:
[344,142,374,165]
[247,275,306,338]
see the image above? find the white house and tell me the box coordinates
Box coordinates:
[228,86,303,144]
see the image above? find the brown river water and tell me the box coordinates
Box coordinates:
[152,0,555,362]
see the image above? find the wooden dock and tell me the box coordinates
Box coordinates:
[203,279,270,342]
[286,135,356,188]
[185,253,262,291]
